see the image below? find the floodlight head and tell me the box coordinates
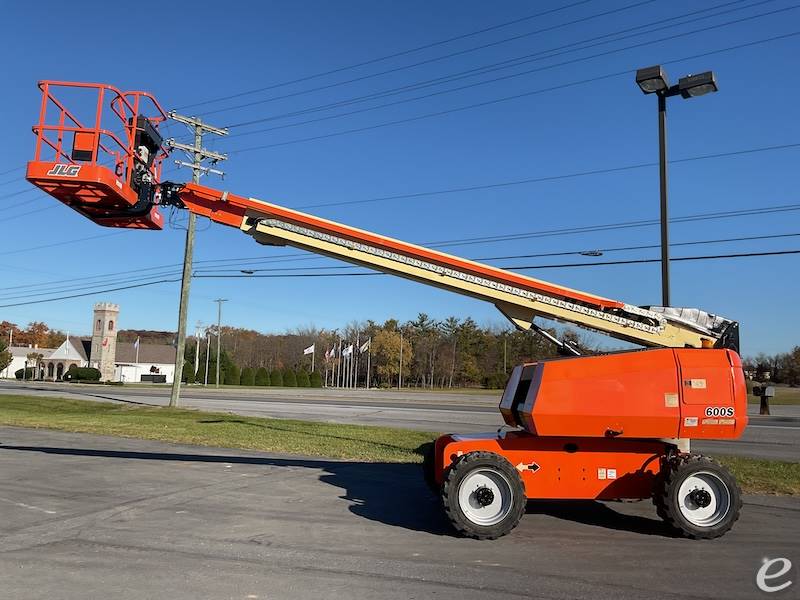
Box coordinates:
[636,65,669,94]
[678,71,718,98]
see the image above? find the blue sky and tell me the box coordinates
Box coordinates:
[1,0,798,355]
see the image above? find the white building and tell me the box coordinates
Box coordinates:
[2,303,176,383]
[0,345,56,379]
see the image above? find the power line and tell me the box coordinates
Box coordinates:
[190,249,800,278]
[190,232,800,273]
[227,30,800,155]
[292,142,800,210]
[432,204,800,248]
[208,0,679,123]
[0,278,183,308]
[3,212,797,303]
[221,0,780,132]
[3,201,797,297]
[7,141,795,252]
[1,246,795,309]
[174,0,602,112]
[0,232,127,257]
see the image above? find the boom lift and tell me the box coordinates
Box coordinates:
[26,81,748,539]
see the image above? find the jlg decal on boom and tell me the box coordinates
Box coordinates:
[705,406,735,417]
[46,164,82,177]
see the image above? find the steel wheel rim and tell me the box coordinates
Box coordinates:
[677,471,731,527]
[458,468,513,526]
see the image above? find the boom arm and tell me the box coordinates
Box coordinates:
[162,182,738,350]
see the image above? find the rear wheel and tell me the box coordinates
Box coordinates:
[441,451,526,539]
[654,454,742,539]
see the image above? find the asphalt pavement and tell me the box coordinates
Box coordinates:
[0,426,797,600]
[1,380,798,461]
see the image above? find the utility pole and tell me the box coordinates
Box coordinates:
[194,321,202,378]
[166,112,227,408]
[214,298,228,388]
[204,332,211,386]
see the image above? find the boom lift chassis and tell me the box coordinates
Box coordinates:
[26,81,748,539]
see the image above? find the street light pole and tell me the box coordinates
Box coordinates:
[635,66,718,309]
[657,93,670,307]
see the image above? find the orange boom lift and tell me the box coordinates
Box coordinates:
[27,81,748,539]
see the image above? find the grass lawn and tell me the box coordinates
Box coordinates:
[0,395,431,462]
[0,395,796,495]
[748,386,800,405]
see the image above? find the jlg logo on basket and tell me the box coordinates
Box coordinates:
[705,406,735,417]
[46,164,81,177]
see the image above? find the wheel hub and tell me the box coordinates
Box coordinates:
[475,486,495,507]
[689,488,712,508]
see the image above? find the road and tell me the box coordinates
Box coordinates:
[0,426,796,600]
[1,380,798,461]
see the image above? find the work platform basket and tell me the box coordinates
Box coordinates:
[25,81,169,229]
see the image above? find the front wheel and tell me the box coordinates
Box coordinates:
[654,454,742,539]
[441,451,526,540]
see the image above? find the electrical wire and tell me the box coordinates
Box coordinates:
[292,142,800,210]
[173,0,602,111]
[227,31,800,155]
[220,0,782,132]
[190,249,800,279]
[190,232,800,274]
[0,245,794,308]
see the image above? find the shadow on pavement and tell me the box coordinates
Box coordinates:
[526,500,677,537]
[0,443,450,536]
[0,443,674,538]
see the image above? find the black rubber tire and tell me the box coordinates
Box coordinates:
[421,442,439,495]
[441,451,526,540]
[654,454,742,539]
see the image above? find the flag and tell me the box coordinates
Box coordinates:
[359,338,371,353]
[133,337,140,350]
[342,344,353,357]
[303,344,315,355]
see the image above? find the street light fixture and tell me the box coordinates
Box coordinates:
[635,65,718,307]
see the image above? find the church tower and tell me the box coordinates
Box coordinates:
[90,302,119,381]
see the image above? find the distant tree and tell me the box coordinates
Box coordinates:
[270,369,284,387]
[26,352,44,380]
[225,364,241,386]
[283,369,297,387]
[296,370,310,387]
[786,346,800,386]
[0,339,11,374]
[181,361,195,383]
[373,329,412,387]
[309,371,323,388]
[240,367,255,386]
[16,322,51,348]
[255,367,270,386]
[195,362,206,385]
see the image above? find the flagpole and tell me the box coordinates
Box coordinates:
[312,345,315,373]
[337,340,342,388]
[354,333,360,389]
[366,337,371,389]
[135,336,140,364]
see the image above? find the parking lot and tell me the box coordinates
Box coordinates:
[0,425,797,599]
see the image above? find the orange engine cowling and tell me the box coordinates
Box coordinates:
[499,348,747,441]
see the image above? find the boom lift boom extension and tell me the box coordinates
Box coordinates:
[161,182,738,351]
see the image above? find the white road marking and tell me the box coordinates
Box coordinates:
[0,496,56,514]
